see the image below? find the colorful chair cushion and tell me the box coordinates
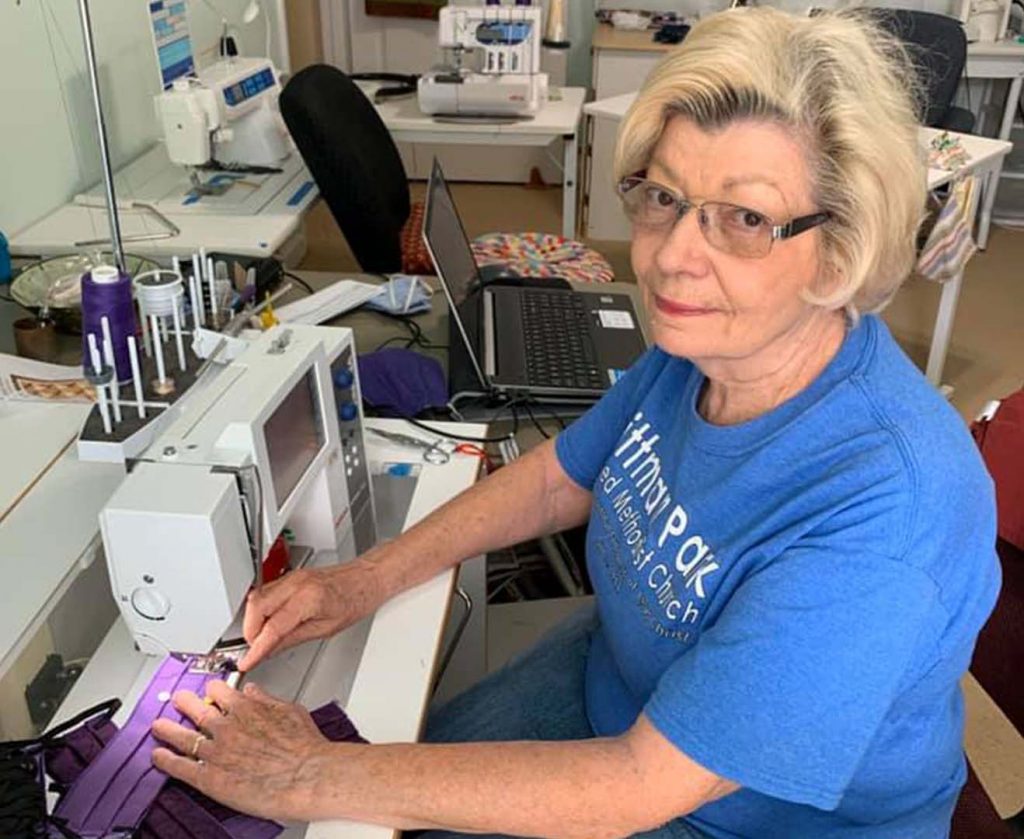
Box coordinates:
[400,200,434,275]
[471,232,614,284]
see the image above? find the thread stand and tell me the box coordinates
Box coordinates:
[77,346,206,448]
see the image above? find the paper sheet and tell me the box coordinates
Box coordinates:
[0,354,91,402]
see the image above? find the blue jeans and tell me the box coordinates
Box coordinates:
[418,604,708,839]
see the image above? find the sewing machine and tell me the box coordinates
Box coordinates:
[155,57,290,191]
[418,4,549,118]
[89,325,375,689]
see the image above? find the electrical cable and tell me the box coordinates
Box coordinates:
[530,400,568,430]
[281,271,315,295]
[371,314,448,353]
[403,413,518,444]
[522,401,551,439]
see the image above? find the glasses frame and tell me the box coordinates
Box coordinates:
[617,173,831,257]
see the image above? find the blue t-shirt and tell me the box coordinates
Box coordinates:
[555,315,1000,839]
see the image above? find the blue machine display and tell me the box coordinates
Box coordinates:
[223,67,277,107]
[148,0,195,89]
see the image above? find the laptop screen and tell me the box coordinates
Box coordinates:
[423,159,490,390]
[423,160,481,307]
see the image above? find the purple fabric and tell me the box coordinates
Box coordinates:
[357,348,448,417]
[46,665,366,839]
[53,656,231,837]
[311,702,367,744]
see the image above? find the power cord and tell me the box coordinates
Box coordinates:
[522,401,551,439]
[403,412,519,444]
[281,271,315,296]
[524,400,567,434]
[372,315,447,353]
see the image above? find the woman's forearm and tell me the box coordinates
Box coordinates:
[362,438,591,599]
[297,736,693,839]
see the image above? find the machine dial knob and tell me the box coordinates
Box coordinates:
[338,402,359,422]
[333,368,355,389]
[130,587,171,621]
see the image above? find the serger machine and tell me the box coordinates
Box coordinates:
[80,324,376,692]
[418,3,549,117]
[155,57,290,188]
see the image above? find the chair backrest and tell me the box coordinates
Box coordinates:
[280,65,411,274]
[950,392,1024,838]
[870,9,968,128]
[970,390,1024,732]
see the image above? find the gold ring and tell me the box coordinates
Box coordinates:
[190,733,206,759]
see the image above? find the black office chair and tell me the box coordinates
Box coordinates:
[281,64,614,282]
[280,64,413,274]
[870,9,976,133]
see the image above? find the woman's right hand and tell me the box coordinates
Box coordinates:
[238,557,386,672]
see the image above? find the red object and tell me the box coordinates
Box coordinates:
[262,535,291,584]
[952,388,1024,837]
[454,442,494,473]
[971,390,1024,551]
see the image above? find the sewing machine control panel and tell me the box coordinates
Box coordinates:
[223,67,276,108]
[333,347,375,554]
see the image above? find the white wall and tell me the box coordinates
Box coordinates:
[0,0,281,237]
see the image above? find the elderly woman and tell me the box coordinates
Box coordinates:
[152,8,999,839]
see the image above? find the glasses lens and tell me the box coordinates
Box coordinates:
[619,179,681,230]
[702,203,773,258]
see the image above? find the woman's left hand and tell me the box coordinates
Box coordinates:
[151,680,334,821]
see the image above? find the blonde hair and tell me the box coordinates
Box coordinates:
[614,7,927,318]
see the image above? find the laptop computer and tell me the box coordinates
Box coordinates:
[422,159,647,403]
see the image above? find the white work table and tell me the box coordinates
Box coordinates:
[50,417,486,839]
[583,92,1012,390]
[8,145,319,262]
[966,39,1024,144]
[963,39,1024,243]
[361,83,587,239]
[0,401,123,684]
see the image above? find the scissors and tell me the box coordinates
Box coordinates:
[369,428,452,464]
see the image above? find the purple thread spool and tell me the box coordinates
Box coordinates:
[81,265,136,383]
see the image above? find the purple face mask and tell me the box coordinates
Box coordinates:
[52,655,226,837]
[46,656,365,839]
[358,348,448,418]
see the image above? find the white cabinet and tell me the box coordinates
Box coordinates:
[585,26,668,240]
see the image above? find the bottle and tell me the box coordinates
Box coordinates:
[544,0,570,48]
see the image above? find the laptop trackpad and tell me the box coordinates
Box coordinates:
[493,290,529,386]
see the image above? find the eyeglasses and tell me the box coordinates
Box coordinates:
[616,174,831,259]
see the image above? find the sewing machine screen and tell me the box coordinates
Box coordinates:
[264,369,325,510]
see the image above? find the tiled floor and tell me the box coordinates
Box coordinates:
[300,182,1024,818]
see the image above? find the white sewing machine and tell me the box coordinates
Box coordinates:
[418,3,549,117]
[155,57,290,185]
[86,325,375,691]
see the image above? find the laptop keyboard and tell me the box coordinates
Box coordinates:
[521,292,605,390]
